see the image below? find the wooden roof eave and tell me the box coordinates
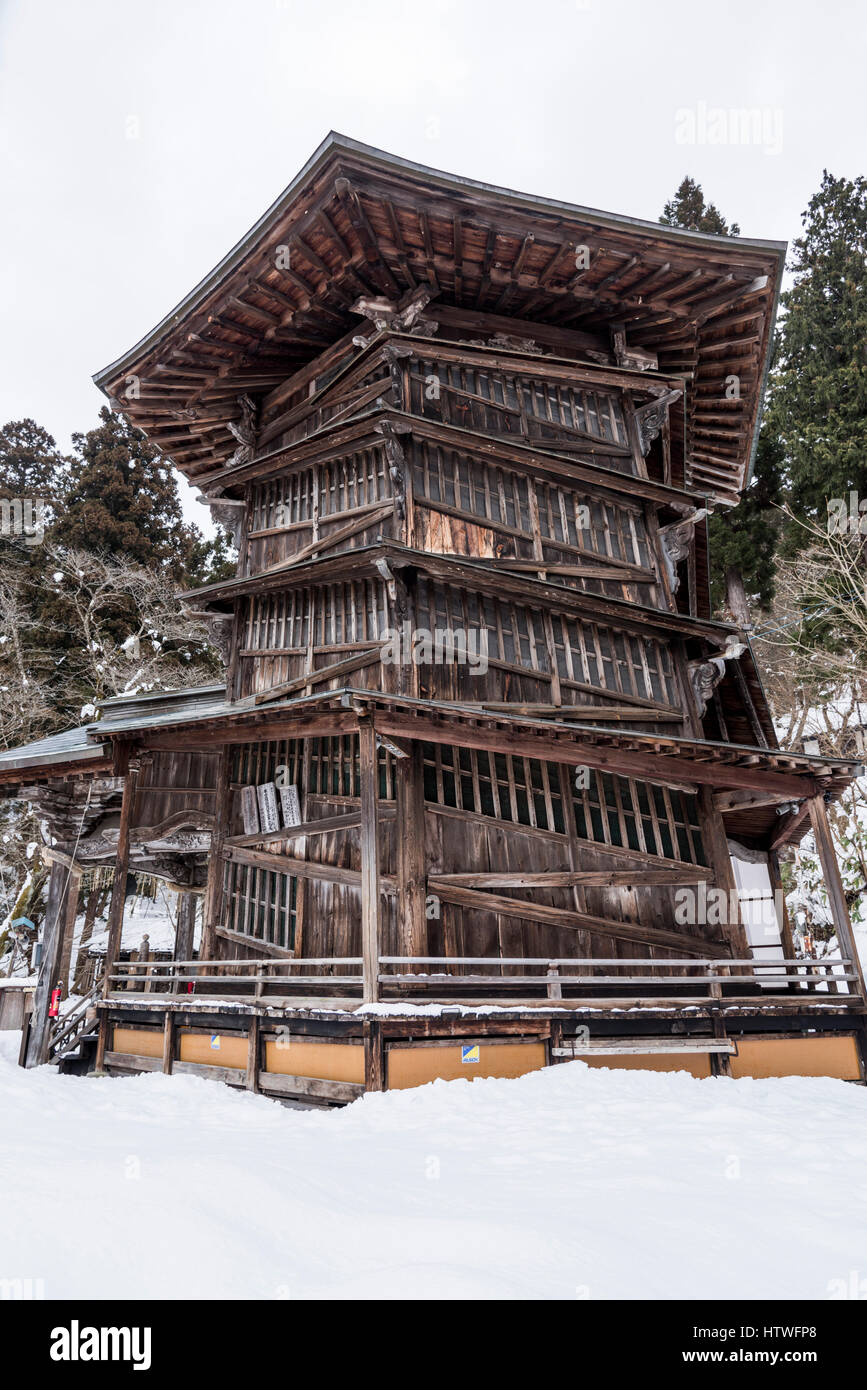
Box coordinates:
[92,133,785,499]
[179,539,743,647]
[98,687,860,802]
[0,754,113,790]
[257,324,684,432]
[197,402,707,516]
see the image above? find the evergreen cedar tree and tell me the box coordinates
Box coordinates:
[768,172,867,556]
[51,406,232,586]
[0,409,234,728]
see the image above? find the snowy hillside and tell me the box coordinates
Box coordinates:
[2,1033,865,1301]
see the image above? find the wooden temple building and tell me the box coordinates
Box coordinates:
[3,133,866,1099]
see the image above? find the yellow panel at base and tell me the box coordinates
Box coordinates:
[581,1052,713,1078]
[263,1039,365,1084]
[386,1040,546,1089]
[178,1031,248,1069]
[112,1026,163,1059]
[730,1034,861,1080]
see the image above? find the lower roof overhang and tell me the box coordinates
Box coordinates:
[90,687,861,824]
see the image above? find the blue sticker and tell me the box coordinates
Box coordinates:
[461,1044,480,1064]
[210,1035,221,1050]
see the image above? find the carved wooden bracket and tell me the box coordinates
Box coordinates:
[374,418,411,522]
[351,286,439,347]
[658,507,708,591]
[198,495,245,547]
[184,607,233,663]
[226,393,258,469]
[688,657,726,718]
[610,324,658,372]
[634,388,682,455]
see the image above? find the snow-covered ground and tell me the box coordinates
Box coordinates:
[2,1031,866,1301]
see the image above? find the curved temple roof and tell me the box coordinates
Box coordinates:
[94,132,785,506]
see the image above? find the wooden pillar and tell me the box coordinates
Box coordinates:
[395,742,427,959]
[73,872,105,994]
[767,849,796,961]
[245,1014,260,1093]
[697,786,751,961]
[174,887,197,982]
[94,760,139,1074]
[364,1018,385,1091]
[161,1010,175,1075]
[23,862,69,1068]
[100,760,139,1001]
[201,748,232,966]
[56,864,83,1001]
[808,794,867,1000]
[359,720,381,1004]
[708,981,733,1077]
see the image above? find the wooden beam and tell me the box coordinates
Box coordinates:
[427,878,729,957]
[433,869,714,889]
[224,806,396,851]
[375,710,819,799]
[223,845,367,889]
[253,648,380,705]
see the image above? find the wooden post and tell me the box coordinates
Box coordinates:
[201,748,232,967]
[174,888,197,990]
[697,786,751,962]
[94,1011,110,1074]
[245,1014,260,1092]
[161,1011,175,1075]
[395,742,427,960]
[767,849,797,962]
[708,980,733,1077]
[73,872,106,995]
[56,865,82,1002]
[364,1018,385,1091]
[100,760,139,1001]
[23,862,69,1068]
[359,720,381,1004]
[94,759,139,1074]
[808,794,867,1001]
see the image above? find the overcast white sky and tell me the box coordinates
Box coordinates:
[1,0,864,523]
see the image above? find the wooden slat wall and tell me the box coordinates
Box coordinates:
[408,356,634,472]
[217,734,715,966]
[133,750,219,829]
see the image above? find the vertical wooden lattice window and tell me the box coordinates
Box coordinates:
[224,863,298,951]
[420,742,704,863]
[571,771,705,864]
[224,739,306,950]
[306,735,395,800]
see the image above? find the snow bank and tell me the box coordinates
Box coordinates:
[1,1033,866,1300]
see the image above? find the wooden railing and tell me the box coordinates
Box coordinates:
[48,984,100,1059]
[107,954,862,1008]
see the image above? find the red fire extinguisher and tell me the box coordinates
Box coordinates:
[48,983,62,1018]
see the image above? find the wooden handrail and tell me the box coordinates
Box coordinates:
[105,949,861,1009]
